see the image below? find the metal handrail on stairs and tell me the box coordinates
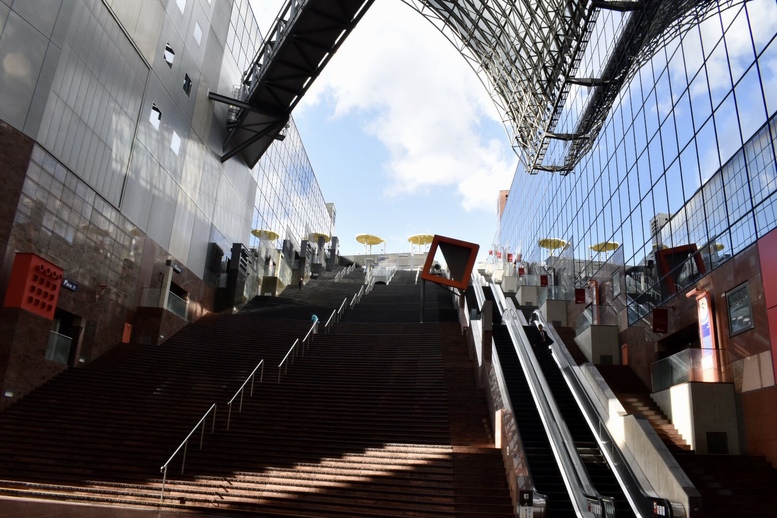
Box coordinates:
[350,285,364,309]
[159,403,218,502]
[226,360,265,430]
[278,339,300,382]
[277,320,318,382]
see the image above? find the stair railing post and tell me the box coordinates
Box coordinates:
[420,279,425,323]
[160,466,168,503]
[181,441,188,474]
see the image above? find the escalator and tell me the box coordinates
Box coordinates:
[493,324,576,515]
[523,325,631,517]
[484,285,630,515]
[472,276,681,516]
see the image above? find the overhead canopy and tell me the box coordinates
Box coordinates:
[538,238,567,250]
[310,232,331,243]
[251,229,280,241]
[408,234,434,246]
[356,234,384,246]
[209,0,375,166]
[590,241,619,253]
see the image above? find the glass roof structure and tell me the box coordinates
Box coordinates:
[402,0,746,174]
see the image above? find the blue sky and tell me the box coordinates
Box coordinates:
[249,1,517,259]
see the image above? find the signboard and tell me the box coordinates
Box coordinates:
[575,288,586,304]
[653,308,668,333]
[611,268,621,298]
[518,490,533,517]
[62,279,79,292]
[540,274,548,287]
[727,282,754,336]
[697,292,715,350]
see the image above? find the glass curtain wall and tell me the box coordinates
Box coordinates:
[499,0,777,324]
[224,0,333,287]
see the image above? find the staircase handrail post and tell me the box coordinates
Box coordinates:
[159,403,218,501]
[160,465,169,503]
[325,309,336,333]
[302,321,316,352]
[226,359,264,431]
[337,297,347,322]
[278,339,299,382]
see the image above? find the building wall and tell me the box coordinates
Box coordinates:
[498,0,777,461]
[0,0,335,404]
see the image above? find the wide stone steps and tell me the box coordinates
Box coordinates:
[0,275,513,516]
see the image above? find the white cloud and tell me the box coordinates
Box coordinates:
[286,1,516,213]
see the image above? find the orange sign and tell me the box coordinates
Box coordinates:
[3,253,63,320]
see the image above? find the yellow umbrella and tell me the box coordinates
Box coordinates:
[251,229,280,241]
[408,234,434,253]
[310,232,331,243]
[408,234,434,246]
[356,234,384,253]
[538,238,567,250]
[356,234,384,246]
[589,241,619,253]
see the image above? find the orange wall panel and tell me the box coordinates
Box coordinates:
[3,253,63,320]
[759,229,777,383]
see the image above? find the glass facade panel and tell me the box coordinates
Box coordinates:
[497,1,776,326]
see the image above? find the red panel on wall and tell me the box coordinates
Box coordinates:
[3,253,63,320]
[769,306,777,383]
[759,227,777,310]
[653,308,668,333]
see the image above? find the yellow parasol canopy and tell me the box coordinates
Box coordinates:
[538,238,567,250]
[589,241,619,253]
[310,232,331,243]
[408,234,434,246]
[356,234,384,246]
[252,229,279,241]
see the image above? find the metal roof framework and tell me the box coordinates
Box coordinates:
[401,0,741,175]
[212,0,743,173]
[209,0,375,167]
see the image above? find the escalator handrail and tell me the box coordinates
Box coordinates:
[533,310,680,518]
[470,274,548,515]
[493,283,612,518]
[472,273,487,310]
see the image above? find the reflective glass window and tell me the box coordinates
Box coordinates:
[723,149,751,224]
[703,173,728,239]
[755,191,777,237]
[729,215,756,255]
[680,141,702,197]
[715,93,743,165]
[746,125,777,205]
[747,0,777,56]
[735,64,767,143]
[666,159,684,214]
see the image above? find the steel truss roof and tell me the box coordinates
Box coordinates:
[215,0,743,172]
[210,0,374,167]
[402,0,742,174]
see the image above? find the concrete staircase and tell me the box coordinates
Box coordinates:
[0,269,514,516]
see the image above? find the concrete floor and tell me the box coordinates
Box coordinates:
[0,498,247,518]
